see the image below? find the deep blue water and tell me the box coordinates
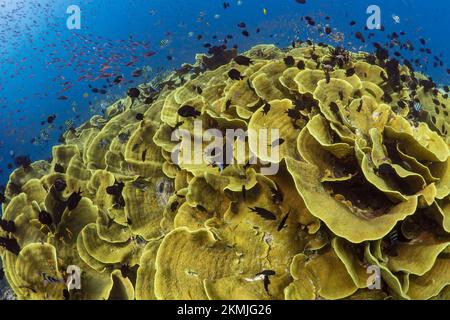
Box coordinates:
[0,0,449,189]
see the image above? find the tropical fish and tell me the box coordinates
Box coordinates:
[178,105,201,118]
[249,207,277,220]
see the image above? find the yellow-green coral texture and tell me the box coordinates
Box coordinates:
[1,43,450,300]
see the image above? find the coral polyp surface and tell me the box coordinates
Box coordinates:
[1,43,449,300]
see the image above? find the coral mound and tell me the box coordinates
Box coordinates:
[1,43,450,300]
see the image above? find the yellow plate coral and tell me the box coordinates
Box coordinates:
[1,43,449,300]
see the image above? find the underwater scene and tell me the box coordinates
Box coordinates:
[0,0,449,301]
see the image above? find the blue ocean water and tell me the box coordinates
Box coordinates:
[0,0,449,190]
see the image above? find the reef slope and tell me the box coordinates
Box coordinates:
[1,43,449,300]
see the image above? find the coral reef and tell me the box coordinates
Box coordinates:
[1,43,449,300]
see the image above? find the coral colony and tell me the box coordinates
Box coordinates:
[1,43,450,300]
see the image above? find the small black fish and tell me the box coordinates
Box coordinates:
[297,60,306,70]
[67,189,82,211]
[228,69,244,80]
[355,31,365,43]
[197,205,208,213]
[0,237,20,255]
[262,102,271,115]
[277,210,290,231]
[113,75,124,85]
[63,289,70,300]
[106,180,125,196]
[330,102,339,113]
[242,30,250,37]
[0,219,16,233]
[47,114,56,124]
[38,210,53,226]
[234,55,253,66]
[271,183,284,204]
[285,109,302,120]
[178,105,201,118]
[383,93,393,103]
[305,16,316,26]
[13,155,32,169]
[127,88,140,99]
[54,163,64,173]
[283,56,295,67]
[258,270,276,277]
[249,207,277,220]
[237,22,246,28]
[356,100,363,112]
[53,178,67,192]
[345,68,355,77]
[170,201,179,212]
[376,163,396,177]
[257,270,276,293]
[135,113,144,121]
